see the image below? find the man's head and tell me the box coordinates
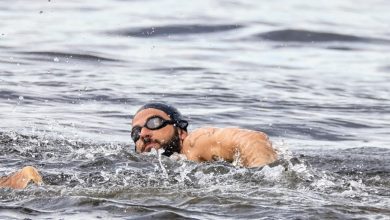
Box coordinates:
[131,102,188,156]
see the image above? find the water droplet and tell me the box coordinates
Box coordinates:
[19,96,24,100]
[53,57,59,62]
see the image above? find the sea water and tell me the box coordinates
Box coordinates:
[1,0,389,219]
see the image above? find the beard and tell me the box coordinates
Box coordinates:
[160,128,181,157]
[141,128,181,157]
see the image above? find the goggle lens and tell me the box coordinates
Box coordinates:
[145,117,165,129]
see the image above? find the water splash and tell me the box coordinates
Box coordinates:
[1,131,389,219]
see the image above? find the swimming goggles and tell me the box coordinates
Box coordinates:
[131,115,175,142]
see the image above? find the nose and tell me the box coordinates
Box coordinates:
[139,126,152,139]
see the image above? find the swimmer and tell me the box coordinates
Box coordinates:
[131,102,277,167]
[0,166,42,189]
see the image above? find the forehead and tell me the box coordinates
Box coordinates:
[132,108,171,125]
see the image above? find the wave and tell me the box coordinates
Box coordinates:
[379,65,390,73]
[149,66,206,72]
[0,87,139,106]
[255,29,390,44]
[0,205,50,216]
[1,131,389,188]
[1,131,389,218]
[19,51,122,63]
[109,24,243,37]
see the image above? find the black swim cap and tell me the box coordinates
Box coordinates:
[135,102,189,131]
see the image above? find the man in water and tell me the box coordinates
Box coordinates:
[0,102,274,190]
[131,102,277,167]
[0,166,42,189]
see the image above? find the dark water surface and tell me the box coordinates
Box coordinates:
[1,0,390,219]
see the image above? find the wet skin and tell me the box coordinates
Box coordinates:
[132,108,187,154]
[0,166,42,189]
[182,127,277,167]
[132,109,277,167]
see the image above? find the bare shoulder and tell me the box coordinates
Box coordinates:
[181,127,218,161]
[186,127,217,140]
[190,127,269,141]
[182,127,216,151]
[217,127,268,139]
[183,127,269,149]
[181,127,276,167]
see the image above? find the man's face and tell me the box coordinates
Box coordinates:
[131,108,184,155]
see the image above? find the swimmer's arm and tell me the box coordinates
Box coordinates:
[0,166,43,189]
[182,127,277,167]
[229,128,277,167]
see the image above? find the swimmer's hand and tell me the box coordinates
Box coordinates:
[0,166,43,189]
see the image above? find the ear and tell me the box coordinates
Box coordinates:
[178,129,188,142]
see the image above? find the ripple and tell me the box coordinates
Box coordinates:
[267,123,356,141]
[379,65,390,73]
[299,147,390,185]
[110,24,244,37]
[0,205,49,216]
[149,66,206,73]
[0,58,30,65]
[255,29,390,43]
[19,51,122,63]
[1,130,389,218]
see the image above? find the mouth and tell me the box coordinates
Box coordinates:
[142,142,160,153]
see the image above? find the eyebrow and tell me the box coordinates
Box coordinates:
[132,115,168,127]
